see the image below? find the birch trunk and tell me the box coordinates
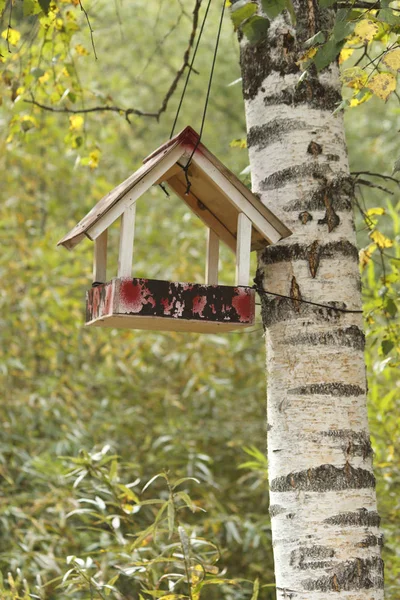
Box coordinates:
[239,2,384,597]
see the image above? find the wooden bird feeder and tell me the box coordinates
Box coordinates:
[58,126,291,333]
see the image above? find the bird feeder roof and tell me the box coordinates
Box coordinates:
[58,126,291,252]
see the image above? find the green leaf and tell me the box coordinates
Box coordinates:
[251,578,260,600]
[167,500,175,538]
[318,0,336,6]
[242,15,270,44]
[385,299,398,318]
[382,339,394,355]
[313,38,345,71]
[332,20,355,42]
[262,0,286,19]
[231,2,257,29]
[304,31,326,48]
[38,0,51,15]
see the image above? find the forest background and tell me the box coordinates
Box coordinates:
[0,0,399,598]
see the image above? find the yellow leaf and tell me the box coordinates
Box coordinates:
[354,19,379,42]
[359,243,377,270]
[39,71,50,84]
[366,207,385,216]
[1,27,21,46]
[75,43,89,56]
[297,47,317,68]
[339,48,354,64]
[230,138,247,149]
[367,72,396,101]
[341,67,368,90]
[69,115,84,131]
[382,48,400,72]
[370,230,393,248]
[350,91,372,107]
[89,148,101,169]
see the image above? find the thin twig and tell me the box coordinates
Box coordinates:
[79,0,97,59]
[351,171,400,185]
[7,0,13,53]
[26,0,203,124]
[354,178,394,195]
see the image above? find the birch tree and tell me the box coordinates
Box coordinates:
[235,0,385,596]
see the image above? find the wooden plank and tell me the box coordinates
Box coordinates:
[86,314,253,333]
[58,143,185,248]
[167,175,236,253]
[191,141,292,240]
[190,153,283,245]
[236,213,252,286]
[117,203,136,278]
[205,229,219,285]
[93,230,108,284]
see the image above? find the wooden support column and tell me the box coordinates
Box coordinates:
[236,212,252,286]
[118,203,136,278]
[205,228,219,285]
[93,230,107,284]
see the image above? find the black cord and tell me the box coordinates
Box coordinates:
[254,286,363,314]
[170,0,212,139]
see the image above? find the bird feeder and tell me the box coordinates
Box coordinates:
[58,126,291,333]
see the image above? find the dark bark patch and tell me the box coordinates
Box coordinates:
[320,429,373,460]
[270,464,376,493]
[299,211,313,224]
[357,534,384,548]
[257,294,342,327]
[285,175,354,212]
[291,545,335,570]
[260,240,359,265]
[307,240,320,278]
[324,508,381,528]
[269,504,286,518]
[284,325,365,350]
[288,383,365,397]
[263,81,341,112]
[307,141,322,156]
[326,153,340,162]
[247,119,310,150]
[290,276,302,312]
[302,556,384,592]
[260,161,330,191]
[318,191,340,232]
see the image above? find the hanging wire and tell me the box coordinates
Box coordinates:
[182,0,227,194]
[170,0,213,139]
[254,286,363,314]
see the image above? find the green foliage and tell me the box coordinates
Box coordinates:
[0,1,399,599]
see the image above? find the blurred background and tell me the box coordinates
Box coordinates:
[0,1,399,598]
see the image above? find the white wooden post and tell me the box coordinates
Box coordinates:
[235,212,252,286]
[93,229,107,284]
[118,203,136,278]
[205,228,219,285]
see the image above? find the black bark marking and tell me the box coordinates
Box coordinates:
[288,383,365,397]
[325,508,381,528]
[357,534,384,548]
[263,82,342,112]
[261,161,330,191]
[290,276,302,312]
[307,240,320,278]
[270,464,376,493]
[256,293,343,328]
[247,119,310,150]
[269,504,286,518]
[307,141,322,156]
[318,190,340,232]
[327,153,340,162]
[284,326,365,350]
[302,556,384,592]
[290,545,335,570]
[320,429,373,460]
[260,240,359,266]
[299,211,313,224]
[285,175,354,212]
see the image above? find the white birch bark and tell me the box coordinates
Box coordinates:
[238,1,384,597]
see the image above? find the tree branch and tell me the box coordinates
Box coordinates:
[352,171,400,186]
[354,177,394,195]
[24,0,202,124]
